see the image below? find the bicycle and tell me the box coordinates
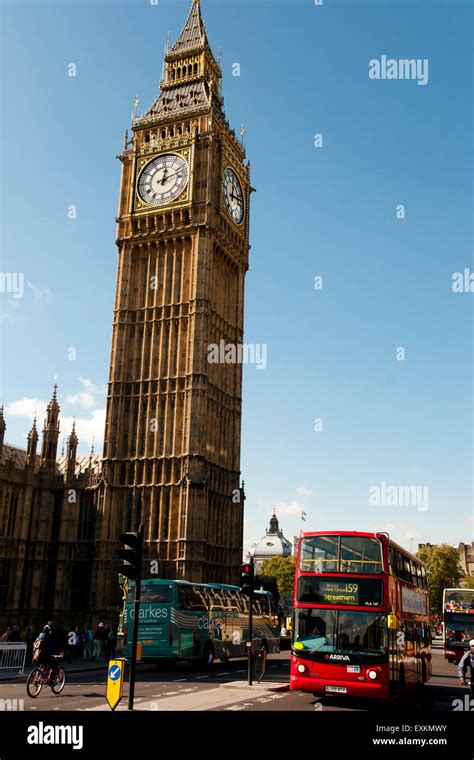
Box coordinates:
[26,655,66,698]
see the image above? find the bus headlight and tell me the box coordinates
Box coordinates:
[367,670,378,680]
[297,663,309,675]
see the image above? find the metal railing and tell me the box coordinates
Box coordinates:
[0,643,27,674]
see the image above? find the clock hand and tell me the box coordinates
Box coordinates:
[160,169,182,185]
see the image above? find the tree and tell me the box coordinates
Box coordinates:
[463,574,474,590]
[416,544,464,615]
[258,555,296,599]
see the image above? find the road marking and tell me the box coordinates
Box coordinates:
[196,675,209,679]
[236,670,246,673]
[173,678,187,682]
[160,691,179,696]
[217,672,230,676]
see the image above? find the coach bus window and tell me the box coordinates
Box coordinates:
[140,585,172,603]
[256,594,270,615]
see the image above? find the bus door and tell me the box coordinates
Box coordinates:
[135,582,174,654]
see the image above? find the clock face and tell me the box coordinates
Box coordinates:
[138,154,189,206]
[223,167,244,225]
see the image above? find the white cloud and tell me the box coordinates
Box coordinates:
[60,409,106,452]
[66,377,106,410]
[273,499,308,517]
[6,397,47,422]
[6,378,106,454]
[0,313,12,323]
[27,281,52,302]
[296,486,312,497]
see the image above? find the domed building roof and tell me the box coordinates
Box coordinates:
[248,512,292,570]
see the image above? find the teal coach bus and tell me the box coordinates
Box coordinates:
[122,578,280,665]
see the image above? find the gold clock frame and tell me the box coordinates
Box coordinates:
[133,146,194,214]
[220,159,246,230]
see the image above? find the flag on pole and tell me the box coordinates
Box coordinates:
[301,510,307,522]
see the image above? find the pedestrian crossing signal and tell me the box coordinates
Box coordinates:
[240,562,255,595]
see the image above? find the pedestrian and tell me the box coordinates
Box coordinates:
[458,639,474,696]
[0,627,11,642]
[105,625,117,661]
[83,625,94,660]
[93,623,106,661]
[74,627,83,660]
[7,625,22,643]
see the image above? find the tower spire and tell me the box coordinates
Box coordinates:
[66,418,78,481]
[0,403,6,456]
[40,383,60,471]
[170,0,208,55]
[27,415,39,466]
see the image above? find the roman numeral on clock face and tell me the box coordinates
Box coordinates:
[138,153,189,207]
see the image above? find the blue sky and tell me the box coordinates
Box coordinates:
[1,0,472,555]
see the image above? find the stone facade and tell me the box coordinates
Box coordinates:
[0,394,101,630]
[1,0,250,628]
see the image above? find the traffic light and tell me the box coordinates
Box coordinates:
[240,562,255,595]
[118,531,143,581]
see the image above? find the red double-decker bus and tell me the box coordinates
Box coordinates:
[290,531,431,699]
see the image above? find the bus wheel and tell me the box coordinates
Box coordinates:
[203,642,215,667]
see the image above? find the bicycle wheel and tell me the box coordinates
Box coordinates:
[51,666,66,694]
[26,668,43,698]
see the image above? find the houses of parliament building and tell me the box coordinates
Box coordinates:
[0,0,250,629]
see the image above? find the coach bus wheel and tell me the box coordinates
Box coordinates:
[203,642,215,667]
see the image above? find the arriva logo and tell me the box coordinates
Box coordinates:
[328,654,350,661]
[129,607,168,621]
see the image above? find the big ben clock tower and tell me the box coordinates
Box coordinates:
[94,0,251,612]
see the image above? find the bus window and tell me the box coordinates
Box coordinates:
[178,586,190,610]
[190,587,207,611]
[209,588,226,610]
[339,537,382,574]
[256,594,270,615]
[140,584,172,603]
[300,535,339,572]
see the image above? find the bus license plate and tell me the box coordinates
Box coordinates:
[325,685,347,694]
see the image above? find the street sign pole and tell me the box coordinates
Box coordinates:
[247,586,253,686]
[128,523,144,711]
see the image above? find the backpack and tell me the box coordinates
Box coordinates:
[32,637,43,663]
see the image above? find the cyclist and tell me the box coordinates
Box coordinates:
[458,638,474,695]
[36,624,61,680]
